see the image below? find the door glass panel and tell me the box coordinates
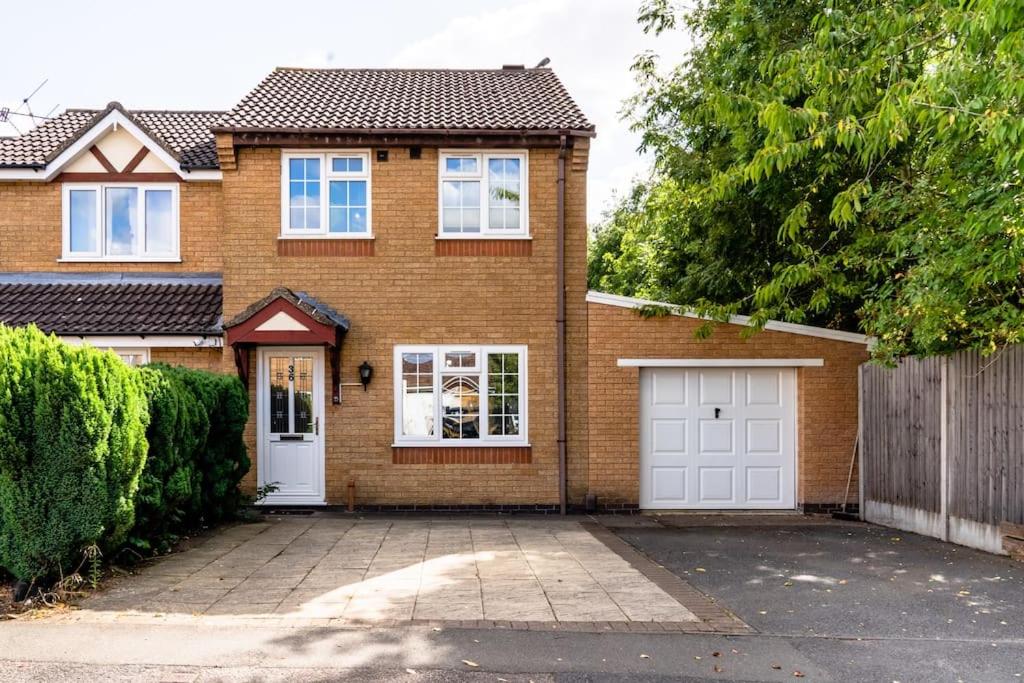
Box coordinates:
[293,356,314,434]
[269,357,290,434]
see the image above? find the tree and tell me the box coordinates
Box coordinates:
[593,0,1024,360]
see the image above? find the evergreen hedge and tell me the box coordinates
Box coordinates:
[0,326,249,582]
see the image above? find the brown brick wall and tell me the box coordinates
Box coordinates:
[0,180,223,272]
[149,347,225,373]
[586,302,868,507]
[221,145,589,506]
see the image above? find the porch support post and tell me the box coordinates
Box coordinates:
[232,345,250,390]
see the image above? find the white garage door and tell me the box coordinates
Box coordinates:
[639,367,796,509]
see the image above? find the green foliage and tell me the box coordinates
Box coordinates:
[132,364,250,554]
[593,0,1024,361]
[0,325,149,581]
[0,326,250,581]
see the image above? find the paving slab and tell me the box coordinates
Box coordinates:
[66,516,735,632]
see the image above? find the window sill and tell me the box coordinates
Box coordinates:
[392,442,530,449]
[435,235,531,240]
[58,257,182,263]
[278,234,375,240]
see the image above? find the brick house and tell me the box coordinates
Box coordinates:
[0,66,869,512]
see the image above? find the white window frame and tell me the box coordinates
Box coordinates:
[393,344,529,447]
[110,347,150,366]
[438,150,529,239]
[280,150,373,239]
[60,183,180,262]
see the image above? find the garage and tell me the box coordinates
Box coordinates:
[638,365,797,509]
[585,291,872,512]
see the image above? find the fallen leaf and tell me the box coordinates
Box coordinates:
[784,581,794,587]
[640,654,650,659]
[771,664,782,670]
[794,672,805,678]
[462,660,479,668]
[694,656,702,660]
[695,567,707,573]
[714,665,723,673]
[405,669,417,675]
[712,651,721,657]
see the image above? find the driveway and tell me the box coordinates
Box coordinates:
[70,516,726,630]
[610,515,1023,642]
[3,515,1022,681]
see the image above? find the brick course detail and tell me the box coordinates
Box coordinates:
[392,446,532,465]
[434,239,532,257]
[278,238,376,257]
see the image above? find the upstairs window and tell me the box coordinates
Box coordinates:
[439,151,528,237]
[62,184,178,261]
[282,151,371,237]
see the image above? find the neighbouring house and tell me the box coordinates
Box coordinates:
[0,66,870,512]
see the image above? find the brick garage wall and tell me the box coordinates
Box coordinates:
[149,347,226,373]
[221,145,588,506]
[0,180,223,272]
[587,302,869,507]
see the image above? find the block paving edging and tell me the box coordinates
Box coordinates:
[579,521,751,635]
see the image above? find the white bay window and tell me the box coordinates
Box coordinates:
[281,151,371,237]
[62,184,178,261]
[438,151,528,237]
[394,345,528,445]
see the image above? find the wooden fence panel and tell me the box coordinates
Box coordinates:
[861,358,943,513]
[860,345,1024,552]
[948,346,1024,526]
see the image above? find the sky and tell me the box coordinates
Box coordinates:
[0,0,690,223]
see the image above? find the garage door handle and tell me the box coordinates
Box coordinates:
[714,408,721,419]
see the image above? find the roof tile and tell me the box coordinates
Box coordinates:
[0,280,222,335]
[215,67,593,133]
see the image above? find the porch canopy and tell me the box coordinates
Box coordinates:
[224,287,350,403]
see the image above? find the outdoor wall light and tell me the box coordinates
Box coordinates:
[358,360,373,391]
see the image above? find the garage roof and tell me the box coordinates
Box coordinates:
[586,291,871,346]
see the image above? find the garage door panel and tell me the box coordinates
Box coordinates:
[746,370,781,405]
[746,419,782,455]
[641,367,795,509]
[651,467,687,503]
[652,369,687,405]
[698,467,735,502]
[698,418,734,454]
[652,419,687,454]
[698,370,734,405]
[746,466,783,503]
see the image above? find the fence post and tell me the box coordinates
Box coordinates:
[939,356,949,541]
[858,364,865,520]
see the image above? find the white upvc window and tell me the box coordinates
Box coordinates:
[393,345,528,446]
[110,348,150,366]
[61,183,179,261]
[438,151,529,237]
[281,151,372,237]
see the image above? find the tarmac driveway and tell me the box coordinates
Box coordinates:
[611,515,1024,642]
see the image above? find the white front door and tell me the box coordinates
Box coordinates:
[639,367,796,509]
[257,347,325,504]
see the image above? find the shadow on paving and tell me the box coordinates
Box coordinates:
[613,518,1024,641]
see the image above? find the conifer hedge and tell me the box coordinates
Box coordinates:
[0,326,249,582]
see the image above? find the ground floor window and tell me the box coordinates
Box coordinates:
[111,347,150,366]
[394,345,527,445]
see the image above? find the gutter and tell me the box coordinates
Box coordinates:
[557,135,568,515]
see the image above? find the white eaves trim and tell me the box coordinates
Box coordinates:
[617,358,824,368]
[59,335,223,349]
[586,290,872,346]
[0,109,222,182]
